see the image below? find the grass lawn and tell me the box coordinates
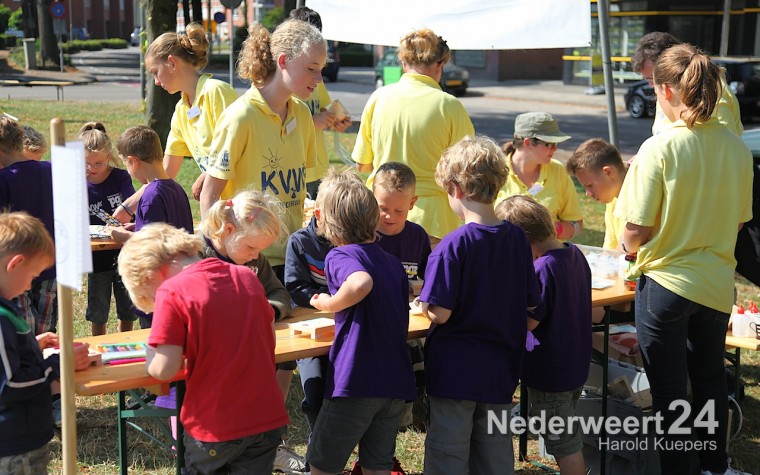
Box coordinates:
[2,98,759,474]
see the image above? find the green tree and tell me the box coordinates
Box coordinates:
[0,5,11,32]
[8,8,23,30]
[261,6,283,30]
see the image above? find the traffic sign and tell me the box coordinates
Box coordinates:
[214,11,225,24]
[219,0,243,9]
[50,1,66,19]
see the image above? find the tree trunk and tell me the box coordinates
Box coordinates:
[144,0,179,148]
[192,0,203,24]
[22,0,38,37]
[36,0,58,66]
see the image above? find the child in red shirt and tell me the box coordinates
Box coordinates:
[118,223,288,473]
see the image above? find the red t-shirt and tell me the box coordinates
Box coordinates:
[148,258,289,442]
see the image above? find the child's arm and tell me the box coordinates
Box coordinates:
[421,303,452,324]
[310,271,372,313]
[284,235,328,308]
[146,344,183,381]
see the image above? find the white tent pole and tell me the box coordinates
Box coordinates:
[720,0,731,57]
[598,0,619,148]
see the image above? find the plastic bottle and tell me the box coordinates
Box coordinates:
[623,254,637,291]
[733,305,750,338]
[747,301,760,339]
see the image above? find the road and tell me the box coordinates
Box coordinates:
[3,47,653,156]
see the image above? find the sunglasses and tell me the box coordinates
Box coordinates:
[531,139,558,149]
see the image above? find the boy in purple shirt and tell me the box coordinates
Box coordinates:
[109,126,193,328]
[419,136,540,475]
[308,179,415,475]
[497,195,592,475]
[372,162,430,429]
[0,117,57,335]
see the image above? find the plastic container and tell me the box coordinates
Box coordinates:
[575,244,623,281]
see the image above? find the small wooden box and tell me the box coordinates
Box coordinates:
[290,318,336,340]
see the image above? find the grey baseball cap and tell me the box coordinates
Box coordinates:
[514,112,571,143]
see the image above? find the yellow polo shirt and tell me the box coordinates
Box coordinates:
[165,74,238,172]
[615,117,752,313]
[496,154,583,224]
[603,197,625,250]
[652,80,743,136]
[352,73,474,239]
[302,82,332,184]
[206,87,317,266]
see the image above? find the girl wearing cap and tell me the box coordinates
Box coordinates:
[495,112,583,241]
[615,44,752,475]
[352,28,474,244]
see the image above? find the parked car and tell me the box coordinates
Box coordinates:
[130,28,141,47]
[71,27,90,40]
[322,40,340,82]
[374,48,469,97]
[714,57,760,122]
[624,79,656,119]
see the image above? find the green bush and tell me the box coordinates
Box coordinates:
[0,35,17,49]
[0,5,10,33]
[64,39,102,52]
[99,38,128,49]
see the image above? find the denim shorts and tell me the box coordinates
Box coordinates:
[527,386,583,458]
[308,397,405,473]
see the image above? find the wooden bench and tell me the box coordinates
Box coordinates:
[0,79,75,101]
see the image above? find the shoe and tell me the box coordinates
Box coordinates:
[274,444,307,474]
[52,398,62,428]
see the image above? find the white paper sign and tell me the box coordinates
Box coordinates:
[51,142,92,290]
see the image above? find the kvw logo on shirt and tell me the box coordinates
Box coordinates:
[261,167,306,199]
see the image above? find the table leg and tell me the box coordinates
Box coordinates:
[519,383,528,461]
[118,391,128,475]
[600,305,610,475]
[175,381,186,475]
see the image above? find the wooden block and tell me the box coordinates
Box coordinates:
[290,318,335,340]
[409,279,423,296]
[626,388,652,410]
[607,375,635,399]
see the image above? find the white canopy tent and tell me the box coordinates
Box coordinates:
[308,0,619,146]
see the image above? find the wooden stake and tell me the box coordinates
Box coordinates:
[50,118,77,475]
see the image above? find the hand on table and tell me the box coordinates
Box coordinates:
[73,343,92,371]
[36,332,59,350]
[310,293,332,311]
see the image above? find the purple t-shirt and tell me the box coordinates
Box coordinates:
[135,179,193,233]
[88,168,135,272]
[0,161,55,282]
[88,168,135,225]
[376,221,431,280]
[324,243,416,401]
[524,243,592,392]
[421,221,540,404]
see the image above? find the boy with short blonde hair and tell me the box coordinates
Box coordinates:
[496,195,592,475]
[421,135,540,475]
[118,223,289,473]
[565,138,627,250]
[0,212,91,473]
